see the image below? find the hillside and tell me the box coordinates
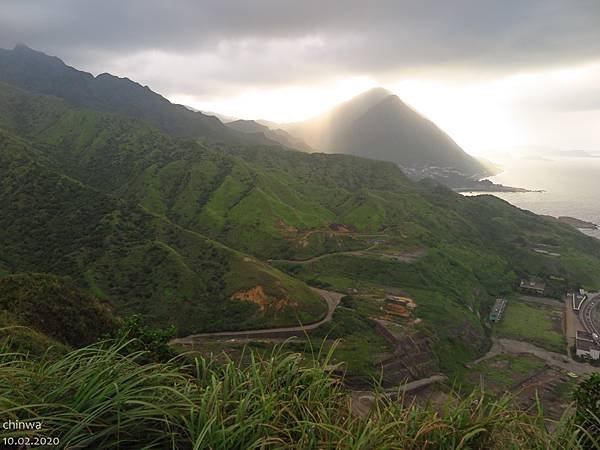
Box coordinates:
[0,127,326,335]
[0,45,281,147]
[284,87,490,180]
[226,119,313,152]
[0,273,117,353]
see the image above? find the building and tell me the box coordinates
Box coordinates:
[383,303,410,318]
[571,291,587,311]
[386,295,416,309]
[519,279,546,296]
[489,298,507,322]
[575,330,600,360]
[382,295,416,318]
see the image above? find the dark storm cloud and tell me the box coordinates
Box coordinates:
[1,0,600,97]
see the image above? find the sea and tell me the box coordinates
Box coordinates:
[463,156,600,240]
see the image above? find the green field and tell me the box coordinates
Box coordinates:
[464,354,546,392]
[494,299,566,353]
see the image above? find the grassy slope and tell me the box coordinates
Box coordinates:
[0,273,116,354]
[494,299,566,353]
[276,249,491,372]
[464,354,547,392]
[0,129,324,334]
[0,340,592,449]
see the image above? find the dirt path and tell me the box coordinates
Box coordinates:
[171,288,343,345]
[270,245,378,265]
[472,337,598,375]
[271,246,426,265]
[519,295,564,308]
[564,294,580,353]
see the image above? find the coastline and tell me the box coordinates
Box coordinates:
[556,216,599,230]
[452,175,543,194]
[454,185,544,194]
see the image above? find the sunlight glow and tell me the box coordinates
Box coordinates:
[171,76,378,123]
[388,79,522,157]
[171,62,600,157]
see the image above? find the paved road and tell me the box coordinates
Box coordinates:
[579,292,600,338]
[473,337,598,375]
[564,294,579,352]
[171,288,343,345]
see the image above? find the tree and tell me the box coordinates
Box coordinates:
[114,315,176,363]
[573,372,600,446]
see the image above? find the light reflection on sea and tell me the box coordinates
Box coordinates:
[462,156,600,240]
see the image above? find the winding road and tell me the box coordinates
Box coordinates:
[270,246,426,265]
[171,288,343,345]
[580,292,600,338]
[269,245,378,265]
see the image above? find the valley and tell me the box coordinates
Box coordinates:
[2,65,600,374]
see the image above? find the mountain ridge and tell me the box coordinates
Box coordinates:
[0,45,283,147]
[226,119,313,152]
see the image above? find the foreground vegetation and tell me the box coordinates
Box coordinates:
[0,338,597,449]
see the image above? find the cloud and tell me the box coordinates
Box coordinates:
[1,0,599,99]
[1,0,599,153]
[502,63,600,112]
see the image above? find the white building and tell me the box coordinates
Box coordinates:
[575,330,600,360]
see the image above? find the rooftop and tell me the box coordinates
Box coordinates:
[491,298,506,314]
[576,330,595,341]
[520,279,546,290]
[489,298,507,321]
[576,339,600,352]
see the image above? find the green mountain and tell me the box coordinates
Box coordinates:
[0,122,325,335]
[284,87,490,180]
[0,273,117,354]
[226,119,313,152]
[2,77,600,372]
[0,44,281,147]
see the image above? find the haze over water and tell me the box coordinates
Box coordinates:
[479,156,600,240]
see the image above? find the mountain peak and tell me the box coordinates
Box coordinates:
[346,86,393,108]
[6,44,68,70]
[13,43,33,52]
[361,86,393,97]
[284,85,489,178]
[12,43,56,59]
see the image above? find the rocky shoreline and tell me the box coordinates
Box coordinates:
[557,216,599,230]
[454,178,544,193]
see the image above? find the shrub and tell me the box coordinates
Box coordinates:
[0,339,593,449]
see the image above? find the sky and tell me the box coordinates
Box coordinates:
[1,0,599,157]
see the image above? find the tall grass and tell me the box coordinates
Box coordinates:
[0,338,594,449]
